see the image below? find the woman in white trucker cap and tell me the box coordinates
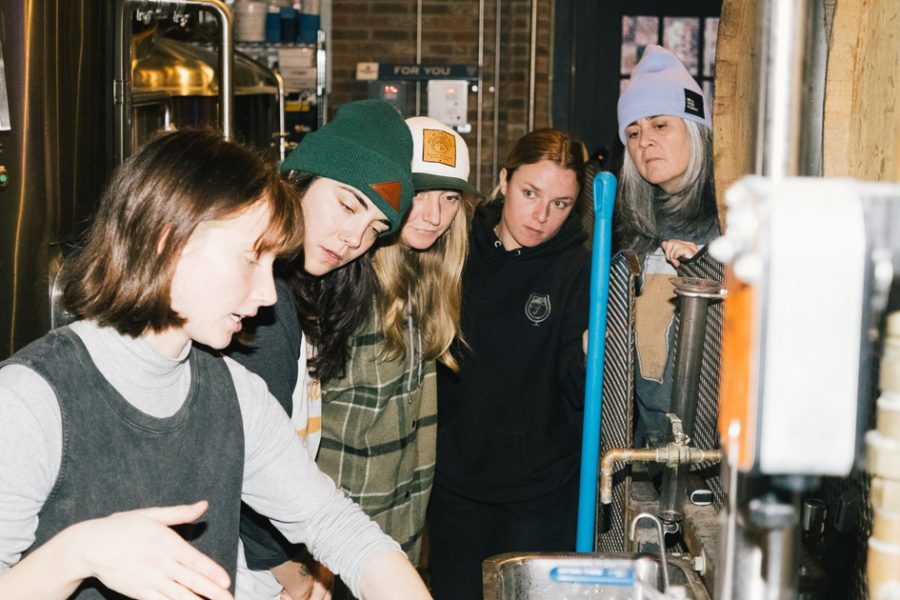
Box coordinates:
[265,116,479,600]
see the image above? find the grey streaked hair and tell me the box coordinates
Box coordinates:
[615,120,718,254]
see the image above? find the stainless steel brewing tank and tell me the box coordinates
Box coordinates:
[132,28,279,153]
[0,7,279,360]
[0,0,117,359]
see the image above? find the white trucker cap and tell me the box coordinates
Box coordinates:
[405,116,480,197]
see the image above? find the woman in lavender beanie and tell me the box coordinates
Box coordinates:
[614,45,721,448]
[614,44,719,265]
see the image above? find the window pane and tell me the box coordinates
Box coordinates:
[663,17,700,75]
[704,17,719,77]
[621,15,660,75]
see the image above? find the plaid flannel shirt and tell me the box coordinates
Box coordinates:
[317,306,437,564]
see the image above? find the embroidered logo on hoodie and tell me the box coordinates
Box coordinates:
[525,293,551,326]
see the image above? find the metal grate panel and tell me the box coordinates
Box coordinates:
[596,251,640,552]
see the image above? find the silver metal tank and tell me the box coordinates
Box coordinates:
[0,1,277,359]
[0,0,117,359]
[131,25,280,153]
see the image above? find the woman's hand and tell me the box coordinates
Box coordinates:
[661,239,699,268]
[272,556,334,600]
[2,500,233,600]
[77,501,233,600]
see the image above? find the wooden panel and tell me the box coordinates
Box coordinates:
[711,0,761,228]
[824,0,900,181]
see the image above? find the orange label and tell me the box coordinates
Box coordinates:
[422,129,457,167]
[370,181,402,211]
[718,266,757,472]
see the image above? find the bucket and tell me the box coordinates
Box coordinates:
[235,0,267,43]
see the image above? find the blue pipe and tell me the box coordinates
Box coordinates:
[575,171,617,551]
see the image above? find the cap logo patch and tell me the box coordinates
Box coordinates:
[370,181,402,212]
[684,89,705,119]
[421,128,457,168]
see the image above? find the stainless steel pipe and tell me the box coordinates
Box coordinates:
[629,513,671,594]
[273,70,287,164]
[491,0,501,184]
[756,0,810,177]
[658,277,724,525]
[475,0,484,186]
[527,0,537,130]
[600,445,722,505]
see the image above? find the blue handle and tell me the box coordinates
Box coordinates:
[575,172,617,551]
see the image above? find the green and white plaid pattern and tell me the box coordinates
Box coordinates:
[317,307,437,564]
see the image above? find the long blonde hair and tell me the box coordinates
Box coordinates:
[372,192,475,371]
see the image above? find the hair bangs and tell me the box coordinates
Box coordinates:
[254,179,304,259]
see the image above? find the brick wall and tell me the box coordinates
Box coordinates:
[329,0,555,193]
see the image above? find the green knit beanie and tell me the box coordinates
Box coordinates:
[281,99,414,234]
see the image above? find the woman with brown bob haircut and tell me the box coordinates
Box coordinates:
[63,127,299,335]
[0,129,433,600]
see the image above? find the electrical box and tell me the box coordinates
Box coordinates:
[367,81,411,116]
[427,79,468,127]
[712,177,900,476]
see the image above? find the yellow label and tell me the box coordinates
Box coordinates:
[422,129,457,167]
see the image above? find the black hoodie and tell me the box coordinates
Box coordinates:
[435,200,591,503]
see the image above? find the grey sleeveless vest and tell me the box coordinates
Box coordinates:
[4,327,244,598]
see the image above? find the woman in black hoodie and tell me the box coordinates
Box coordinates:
[428,129,591,600]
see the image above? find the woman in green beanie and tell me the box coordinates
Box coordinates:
[280,116,481,600]
[226,99,418,599]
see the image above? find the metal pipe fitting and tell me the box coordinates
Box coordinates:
[630,512,670,594]
[599,446,722,505]
[600,448,661,505]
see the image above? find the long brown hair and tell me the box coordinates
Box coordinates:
[63,129,301,337]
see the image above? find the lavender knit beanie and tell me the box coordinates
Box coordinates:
[617,45,711,143]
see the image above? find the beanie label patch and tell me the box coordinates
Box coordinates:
[370,181,402,212]
[684,89,705,119]
[421,129,457,168]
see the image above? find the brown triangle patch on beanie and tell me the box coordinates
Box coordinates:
[370,181,402,211]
